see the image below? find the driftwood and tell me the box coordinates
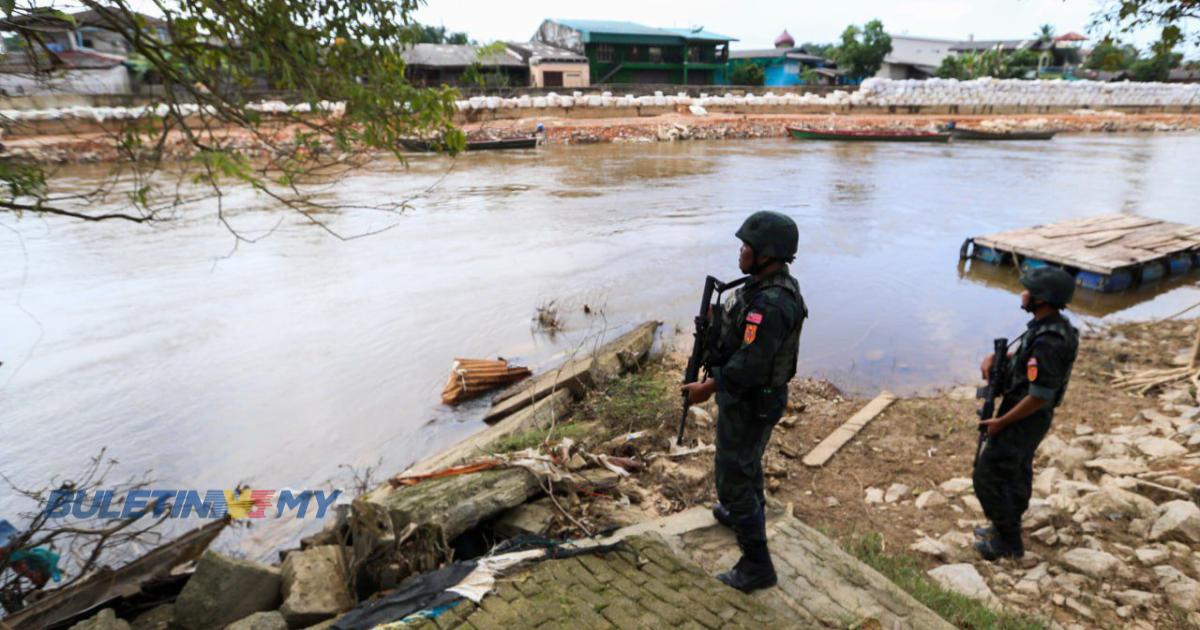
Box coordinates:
[409,389,573,476]
[5,519,227,630]
[1111,329,1200,400]
[484,321,660,423]
[440,359,530,406]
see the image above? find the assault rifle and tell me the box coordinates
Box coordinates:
[677,274,748,446]
[975,337,1010,463]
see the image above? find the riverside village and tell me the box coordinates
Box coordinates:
[1,1,1200,629]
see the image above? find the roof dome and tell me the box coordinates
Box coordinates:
[774,29,794,49]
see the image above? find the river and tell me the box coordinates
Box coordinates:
[2,133,1199,556]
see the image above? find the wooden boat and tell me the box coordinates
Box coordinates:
[441,358,531,405]
[399,136,538,152]
[788,127,950,143]
[949,127,1057,141]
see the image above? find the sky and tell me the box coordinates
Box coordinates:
[412,0,1196,54]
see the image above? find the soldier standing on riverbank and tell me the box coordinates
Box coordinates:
[974,267,1079,561]
[681,211,807,592]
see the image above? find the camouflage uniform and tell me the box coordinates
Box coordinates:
[711,268,806,525]
[974,312,1078,548]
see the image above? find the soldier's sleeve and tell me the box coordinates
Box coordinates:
[711,292,797,397]
[1027,335,1068,402]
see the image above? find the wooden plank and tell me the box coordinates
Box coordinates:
[1041,216,1162,239]
[483,321,659,424]
[802,391,896,467]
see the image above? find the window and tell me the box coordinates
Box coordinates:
[596,44,614,63]
[688,46,700,62]
[648,46,663,63]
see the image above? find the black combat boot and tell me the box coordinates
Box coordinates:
[973,525,996,540]
[716,508,777,593]
[974,531,1024,561]
[712,503,734,528]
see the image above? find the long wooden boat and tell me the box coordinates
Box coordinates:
[788,127,950,143]
[949,127,1057,141]
[399,136,538,152]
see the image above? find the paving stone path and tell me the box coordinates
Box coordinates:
[407,535,777,629]
[398,507,955,629]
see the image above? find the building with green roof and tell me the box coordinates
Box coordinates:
[532,19,735,85]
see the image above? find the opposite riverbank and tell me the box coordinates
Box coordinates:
[4,110,1199,164]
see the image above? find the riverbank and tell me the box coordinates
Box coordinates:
[36,314,1200,629]
[417,314,1200,629]
[4,110,1199,164]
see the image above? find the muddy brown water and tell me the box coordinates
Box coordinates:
[1,134,1198,556]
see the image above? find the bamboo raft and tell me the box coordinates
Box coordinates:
[441,359,531,405]
[962,214,1200,292]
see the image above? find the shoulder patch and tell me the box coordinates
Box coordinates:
[746,311,763,325]
[1027,357,1038,382]
[743,324,758,345]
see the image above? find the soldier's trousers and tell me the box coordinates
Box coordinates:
[715,387,787,525]
[973,415,1051,542]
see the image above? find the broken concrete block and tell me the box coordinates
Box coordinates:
[173,551,281,630]
[280,546,354,628]
[70,609,130,630]
[225,611,288,630]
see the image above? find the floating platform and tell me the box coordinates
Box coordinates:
[962,214,1200,293]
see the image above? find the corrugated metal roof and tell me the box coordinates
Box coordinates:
[551,19,735,43]
[730,48,826,62]
[950,39,1032,52]
[400,43,525,68]
[553,19,672,38]
[505,41,587,63]
[662,27,737,42]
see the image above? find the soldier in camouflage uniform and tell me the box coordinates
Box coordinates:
[974,266,1079,561]
[681,211,807,592]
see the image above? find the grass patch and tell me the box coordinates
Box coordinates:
[844,533,1047,630]
[491,421,599,453]
[575,362,678,440]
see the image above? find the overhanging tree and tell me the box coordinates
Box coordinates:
[0,0,466,239]
[1095,0,1200,50]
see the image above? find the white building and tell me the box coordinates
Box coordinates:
[876,35,959,80]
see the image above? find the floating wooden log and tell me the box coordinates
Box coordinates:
[440,359,531,406]
[484,321,660,424]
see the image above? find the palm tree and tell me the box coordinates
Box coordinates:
[1036,24,1056,46]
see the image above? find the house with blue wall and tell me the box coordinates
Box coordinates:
[727,29,839,86]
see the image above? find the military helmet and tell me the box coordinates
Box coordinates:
[736,211,799,261]
[1020,266,1075,308]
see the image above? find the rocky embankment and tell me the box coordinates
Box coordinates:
[830,319,1200,629]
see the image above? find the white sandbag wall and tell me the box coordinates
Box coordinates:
[0,80,1196,126]
[854,77,1200,108]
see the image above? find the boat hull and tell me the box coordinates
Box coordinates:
[788,127,950,143]
[399,137,538,152]
[950,128,1057,141]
